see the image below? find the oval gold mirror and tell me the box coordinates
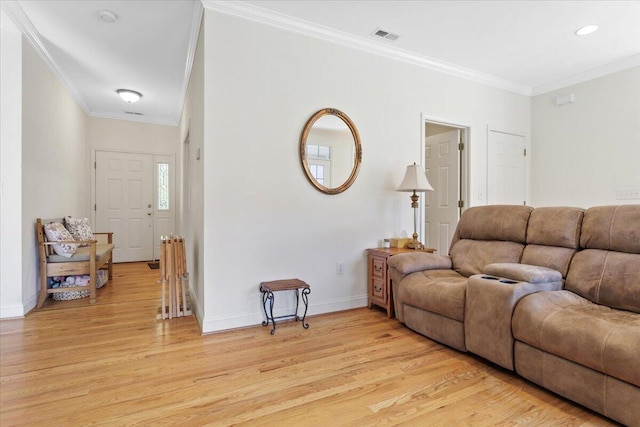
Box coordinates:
[300,108,362,195]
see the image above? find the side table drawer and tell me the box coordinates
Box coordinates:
[372,258,385,278]
[372,278,385,299]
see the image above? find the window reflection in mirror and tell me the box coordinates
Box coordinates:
[300,108,362,194]
[306,144,331,186]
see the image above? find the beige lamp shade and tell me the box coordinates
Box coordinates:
[397,163,434,192]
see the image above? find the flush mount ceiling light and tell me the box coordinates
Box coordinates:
[99,10,118,23]
[116,89,142,103]
[575,25,599,36]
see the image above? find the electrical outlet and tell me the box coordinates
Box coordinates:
[336,262,344,275]
[616,187,640,200]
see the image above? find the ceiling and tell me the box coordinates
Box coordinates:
[3,0,639,126]
[4,0,201,126]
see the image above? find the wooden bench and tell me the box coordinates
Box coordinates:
[36,218,114,308]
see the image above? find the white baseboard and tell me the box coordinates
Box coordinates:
[0,291,37,319]
[187,285,205,332]
[0,304,25,319]
[201,294,368,334]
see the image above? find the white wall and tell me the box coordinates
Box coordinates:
[0,10,24,318]
[88,116,178,155]
[531,67,640,207]
[177,18,206,328]
[20,38,89,312]
[199,9,531,332]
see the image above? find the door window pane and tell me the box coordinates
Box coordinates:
[158,163,169,210]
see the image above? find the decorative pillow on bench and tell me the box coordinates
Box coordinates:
[64,216,94,246]
[43,222,79,258]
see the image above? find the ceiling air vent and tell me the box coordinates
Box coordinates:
[125,111,143,115]
[372,28,399,41]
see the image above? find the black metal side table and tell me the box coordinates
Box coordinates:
[260,279,311,335]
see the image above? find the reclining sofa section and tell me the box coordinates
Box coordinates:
[387,204,639,427]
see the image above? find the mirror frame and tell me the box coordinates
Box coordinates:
[299,108,362,195]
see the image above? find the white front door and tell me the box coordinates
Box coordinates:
[424,129,460,254]
[95,151,154,262]
[487,130,526,205]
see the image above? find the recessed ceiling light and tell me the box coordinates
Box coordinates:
[99,10,118,23]
[116,89,143,103]
[575,25,599,36]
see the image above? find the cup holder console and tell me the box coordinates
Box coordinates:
[479,275,518,284]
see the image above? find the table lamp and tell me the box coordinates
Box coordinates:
[397,163,434,249]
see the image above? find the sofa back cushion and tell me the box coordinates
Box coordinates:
[450,240,525,278]
[450,205,532,247]
[566,205,640,313]
[449,205,532,277]
[580,205,640,253]
[521,207,584,277]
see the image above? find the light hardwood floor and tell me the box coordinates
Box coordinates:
[1,262,616,426]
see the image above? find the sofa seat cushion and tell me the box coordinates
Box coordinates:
[513,290,640,387]
[47,244,114,263]
[397,269,467,321]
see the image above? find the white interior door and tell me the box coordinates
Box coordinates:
[96,151,154,262]
[487,130,526,205]
[424,129,460,254]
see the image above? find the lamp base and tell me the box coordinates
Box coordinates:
[406,234,424,249]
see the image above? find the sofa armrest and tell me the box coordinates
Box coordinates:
[388,254,453,321]
[484,263,562,284]
[94,232,113,244]
[387,252,452,275]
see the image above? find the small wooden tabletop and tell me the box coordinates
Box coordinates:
[368,247,436,256]
[260,279,310,292]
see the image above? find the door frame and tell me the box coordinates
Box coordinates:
[486,126,530,206]
[420,114,470,249]
[91,148,176,261]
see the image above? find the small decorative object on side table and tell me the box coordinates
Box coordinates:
[367,247,435,318]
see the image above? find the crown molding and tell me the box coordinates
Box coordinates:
[175,1,204,124]
[531,54,640,96]
[1,1,91,114]
[202,0,533,96]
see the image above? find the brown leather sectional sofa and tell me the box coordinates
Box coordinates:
[387,205,639,426]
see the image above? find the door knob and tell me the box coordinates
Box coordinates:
[147,212,152,216]
[148,204,152,208]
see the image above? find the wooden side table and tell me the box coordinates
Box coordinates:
[367,247,435,318]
